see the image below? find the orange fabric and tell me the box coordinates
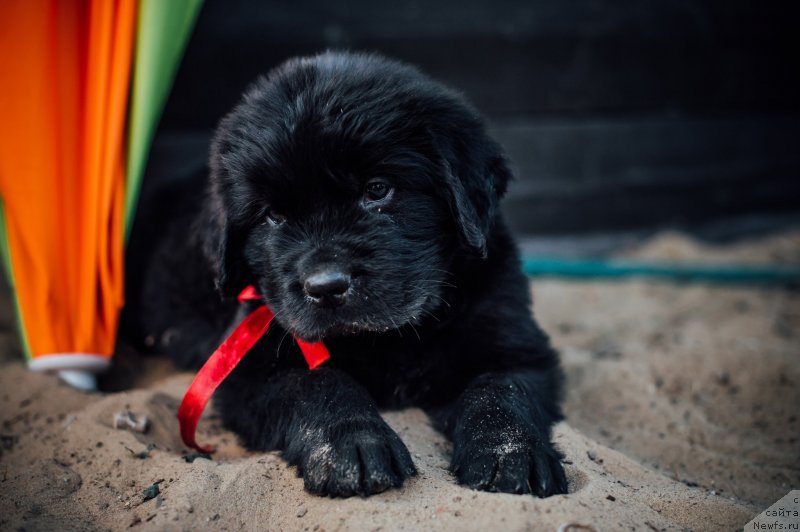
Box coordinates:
[0,0,136,359]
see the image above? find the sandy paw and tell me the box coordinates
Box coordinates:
[289,419,416,497]
[452,437,568,497]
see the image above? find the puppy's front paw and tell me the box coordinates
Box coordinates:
[289,418,416,497]
[452,432,567,497]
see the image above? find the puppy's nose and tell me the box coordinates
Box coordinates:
[303,270,351,308]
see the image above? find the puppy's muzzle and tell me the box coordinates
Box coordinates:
[303,269,351,308]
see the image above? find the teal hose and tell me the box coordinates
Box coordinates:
[521,258,800,285]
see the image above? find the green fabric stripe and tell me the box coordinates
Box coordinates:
[0,200,33,360]
[0,200,12,280]
[124,0,204,240]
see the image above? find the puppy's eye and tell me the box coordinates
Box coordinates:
[364,179,393,202]
[265,208,286,226]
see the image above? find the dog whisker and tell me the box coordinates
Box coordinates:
[411,278,455,285]
[424,292,452,309]
[276,327,291,357]
[426,268,455,278]
[371,295,404,338]
[406,321,422,342]
[418,309,441,323]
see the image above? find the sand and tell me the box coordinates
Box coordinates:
[1,231,798,531]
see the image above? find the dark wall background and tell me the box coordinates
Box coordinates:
[139,0,800,249]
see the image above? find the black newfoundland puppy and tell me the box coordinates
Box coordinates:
[138,52,567,498]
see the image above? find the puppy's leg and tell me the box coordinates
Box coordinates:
[218,367,416,497]
[434,369,568,497]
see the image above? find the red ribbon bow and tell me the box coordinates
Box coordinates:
[177,285,330,452]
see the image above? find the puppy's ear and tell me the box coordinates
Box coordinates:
[438,134,511,258]
[213,225,248,298]
[200,188,250,298]
[203,127,252,298]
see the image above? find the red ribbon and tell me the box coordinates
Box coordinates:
[177,286,330,452]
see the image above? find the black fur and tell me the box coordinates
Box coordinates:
[135,52,567,498]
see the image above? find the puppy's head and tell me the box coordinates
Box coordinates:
[205,52,511,341]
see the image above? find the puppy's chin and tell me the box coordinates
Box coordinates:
[273,297,432,343]
[290,319,395,343]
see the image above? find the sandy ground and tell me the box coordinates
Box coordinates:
[0,231,798,531]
